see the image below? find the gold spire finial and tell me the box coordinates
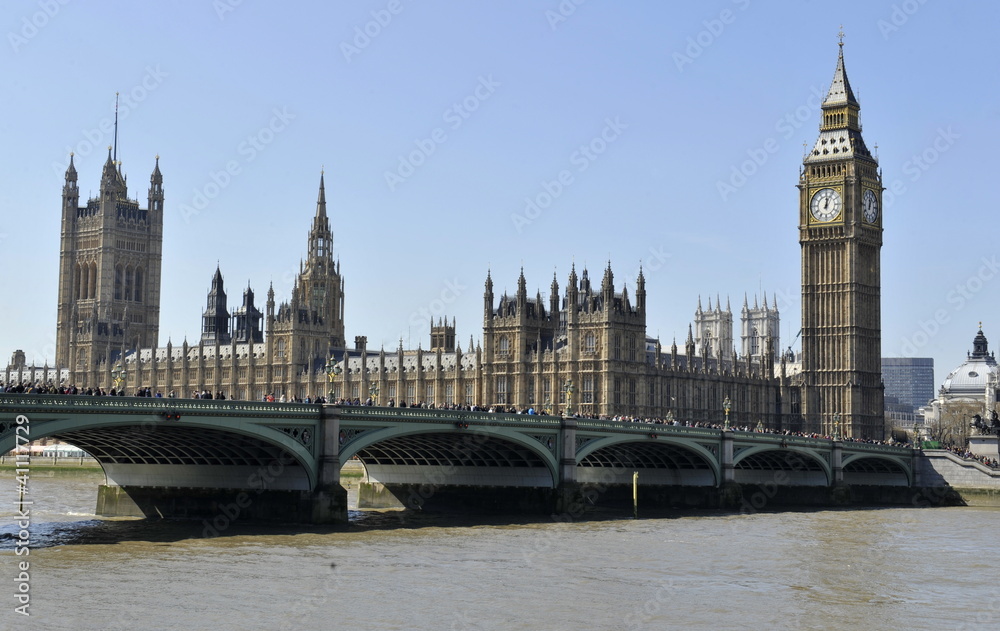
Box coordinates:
[838,25,845,47]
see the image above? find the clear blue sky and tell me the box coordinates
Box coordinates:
[2,0,998,390]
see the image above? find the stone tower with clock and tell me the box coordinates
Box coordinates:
[797,42,884,439]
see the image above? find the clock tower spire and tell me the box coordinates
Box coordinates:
[797,39,884,439]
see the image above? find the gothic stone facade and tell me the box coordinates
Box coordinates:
[49,160,782,424]
[39,43,884,437]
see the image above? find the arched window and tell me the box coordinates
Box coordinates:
[276,339,286,359]
[115,265,123,300]
[496,376,508,404]
[585,332,596,354]
[124,266,134,302]
[75,265,83,300]
[134,267,144,303]
[89,263,97,299]
[82,263,91,300]
[498,336,510,356]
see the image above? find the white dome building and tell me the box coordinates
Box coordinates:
[922,326,998,443]
[941,327,998,400]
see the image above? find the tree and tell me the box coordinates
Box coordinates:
[928,399,980,447]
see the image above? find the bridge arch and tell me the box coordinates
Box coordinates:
[841,453,911,486]
[0,415,317,491]
[340,426,558,488]
[575,436,720,486]
[732,445,831,486]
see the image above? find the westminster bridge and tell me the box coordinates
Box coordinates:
[0,394,923,522]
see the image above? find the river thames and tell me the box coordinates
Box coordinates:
[1,470,998,631]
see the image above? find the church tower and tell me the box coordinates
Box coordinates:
[798,40,884,439]
[694,295,733,364]
[55,142,163,385]
[741,293,780,364]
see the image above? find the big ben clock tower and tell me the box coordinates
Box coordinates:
[798,38,884,439]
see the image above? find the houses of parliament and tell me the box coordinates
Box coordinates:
[6,44,886,439]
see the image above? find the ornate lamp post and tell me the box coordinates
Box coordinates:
[665,409,675,424]
[369,381,380,406]
[111,362,125,392]
[324,357,341,400]
[723,395,731,430]
[833,412,842,441]
[564,378,575,416]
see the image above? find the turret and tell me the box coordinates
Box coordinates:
[201,265,231,345]
[550,272,559,316]
[61,154,80,229]
[234,282,264,344]
[99,146,126,200]
[148,155,163,214]
[516,267,527,311]
[566,264,579,314]
[484,270,494,322]
[636,267,646,314]
[685,324,695,367]
[266,282,276,327]
[601,262,614,301]
[63,153,79,199]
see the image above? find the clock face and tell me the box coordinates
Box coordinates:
[810,188,842,222]
[863,189,879,223]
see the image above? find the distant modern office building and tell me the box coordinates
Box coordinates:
[882,357,935,412]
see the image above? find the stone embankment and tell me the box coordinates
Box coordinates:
[916,450,1000,506]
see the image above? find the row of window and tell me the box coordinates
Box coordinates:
[494,332,640,360]
[328,382,475,406]
[74,263,98,300]
[114,239,147,253]
[114,265,145,303]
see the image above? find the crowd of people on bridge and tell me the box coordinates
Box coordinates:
[0,380,963,450]
[3,381,181,398]
[580,414,908,447]
[944,445,1000,469]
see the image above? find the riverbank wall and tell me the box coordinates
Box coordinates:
[916,450,1000,507]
